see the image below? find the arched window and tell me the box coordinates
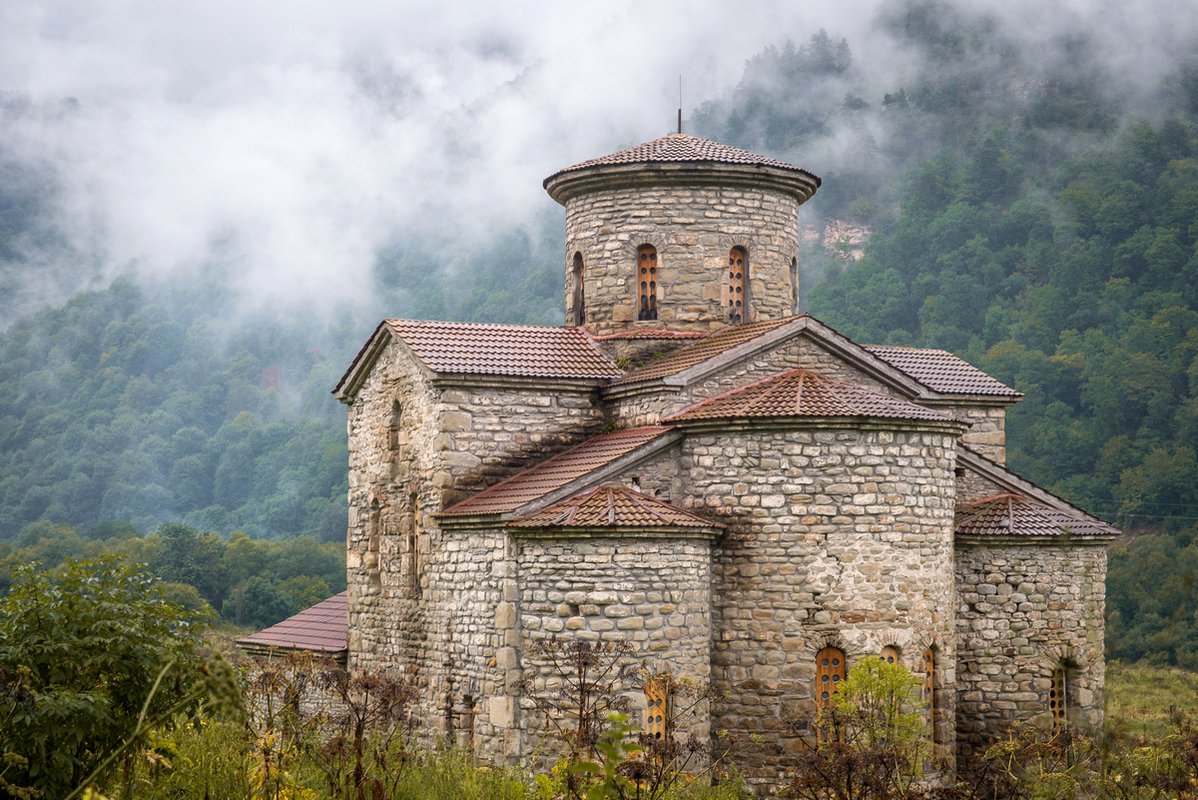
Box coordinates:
[644,675,670,740]
[790,256,799,314]
[637,244,658,321]
[880,645,900,665]
[1050,665,1068,727]
[815,647,847,711]
[728,246,748,324]
[923,648,936,741]
[572,252,586,326]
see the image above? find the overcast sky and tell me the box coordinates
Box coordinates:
[1,0,1193,323]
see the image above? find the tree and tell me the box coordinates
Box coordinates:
[785,657,933,800]
[0,556,239,799]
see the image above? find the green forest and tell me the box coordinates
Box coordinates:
[1,0,1196,666]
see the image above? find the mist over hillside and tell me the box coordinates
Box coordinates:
[2,0,1198,657]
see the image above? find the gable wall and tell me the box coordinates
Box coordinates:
[345,340,442,680]
[435,384,606,507]
[607,335,904,427]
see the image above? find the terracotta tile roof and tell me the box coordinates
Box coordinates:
[613,317,797,386]
[386,319,621,380]
[441,426,676,516]
[865,346,1021,398]
[666,369,951,424]
[546,133,820,184]
[956,493,1119,539]
[592,329,708,341]
[236,592,348,653]
[509,483,721,530]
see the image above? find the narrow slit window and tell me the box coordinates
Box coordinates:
[572,252,585,326]
[367,499,381,588]
[923,648,936,741]
[388,400,403,450]
[408,493,422,597]
[644,675,669,740]
[637,244,658,321]
[1050,666,1067,726]
[790,256,799,314]
[728,246,747,324]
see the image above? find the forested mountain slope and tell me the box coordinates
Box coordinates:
[1,0,1195,653]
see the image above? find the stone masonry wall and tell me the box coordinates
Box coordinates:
[563,182,799,336]
[512,534,715,760]
[944,404,1007,464]
[436,382,606,507]
[677,425,961,785]
[346,340,442,682]
[954,543,1107,759]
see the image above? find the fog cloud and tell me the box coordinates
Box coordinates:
[0,0,1193,325]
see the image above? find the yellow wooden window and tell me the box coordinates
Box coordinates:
[644,675,669,740]
[923,648,936,741]
[728,246,747,324]
[815,647,846,711]
[880,645,900,665]
[1050,666,1067,726]
[637,245,658,321]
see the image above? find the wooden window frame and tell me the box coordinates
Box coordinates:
[636,244,659,321]
[922,648,936,742]
[644,675,670,741]
[728,246,748,324]
[880,645,901,665]
[1050,665,1068,727]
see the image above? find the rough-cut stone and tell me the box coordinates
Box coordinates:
[328,131,1114,793]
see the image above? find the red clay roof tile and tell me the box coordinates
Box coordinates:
[666,368,951,424]
[441,426,675,516]
[386,319,621,380]
[865,346,1020,398]
[955,493,1119,539]
[613,317,796,386]
[546,133,820,184]
[236,592,348,653]
[509,483,721,530]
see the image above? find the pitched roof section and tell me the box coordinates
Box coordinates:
[613,316,797,386]
[441,426,676,517]
[956,494,1119,540]
[666,369,951,424]
[236,592,348,653]
[509,483,721,530]
[546,133,820,184]
[386,319,621,380]
[865,346,1021,398]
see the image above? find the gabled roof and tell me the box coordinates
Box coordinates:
[509,483,721,531]
[613,317,797,386]
[865,346,1021,398]
[441,426,678,517]
[956,447,1118,536]
[236,592,348,654]
[956,493,1119,540]
[665,369,952,424]
[545,133,820,184]
[334,319,621,402]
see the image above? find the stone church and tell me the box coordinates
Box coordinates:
[319,132,1116,780]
